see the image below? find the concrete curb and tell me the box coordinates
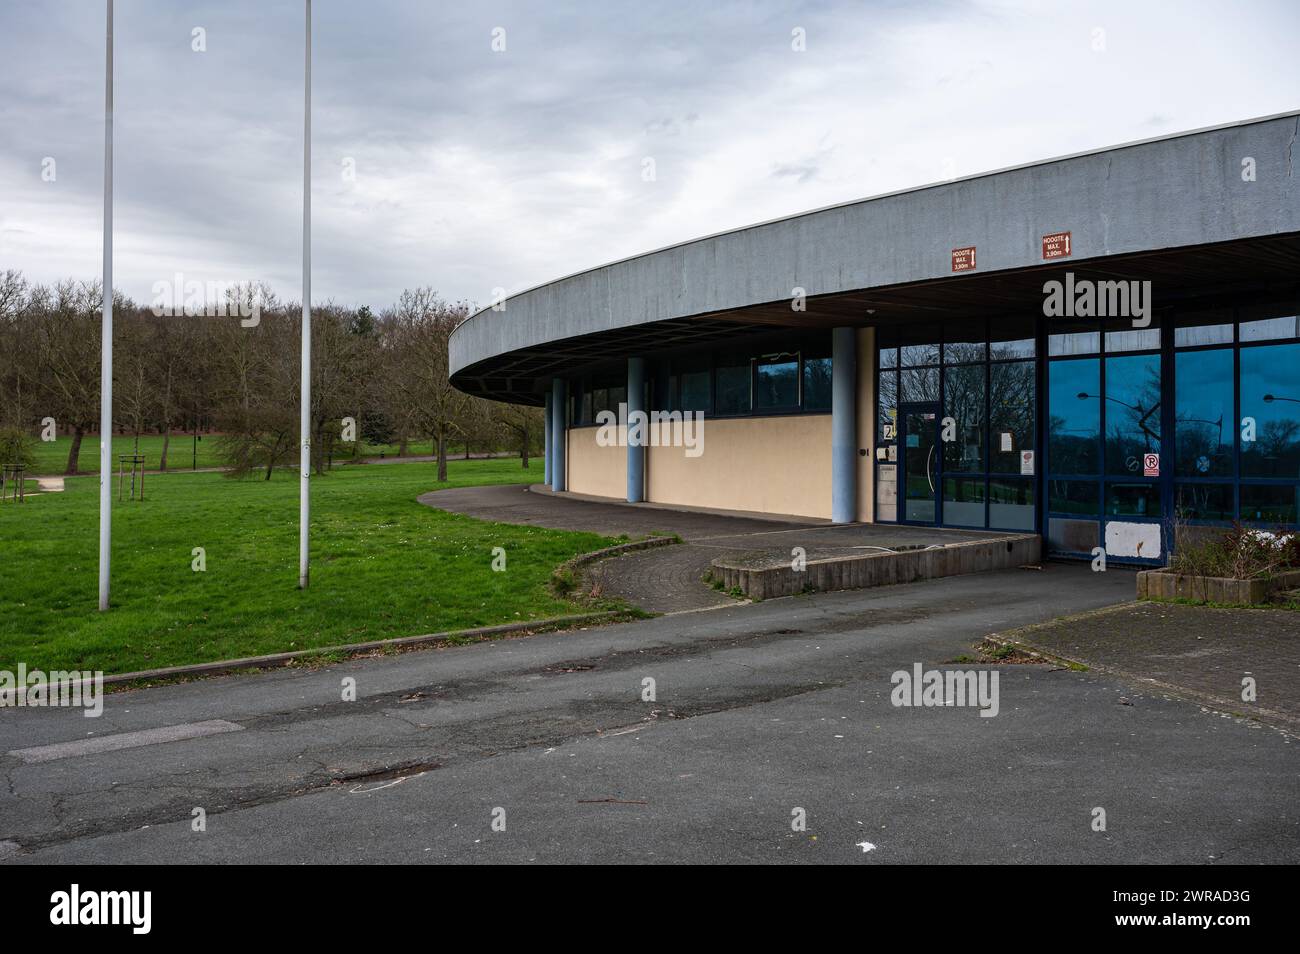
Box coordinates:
[711,533,1041,600]
[95,611,632,689]
[1137,567,1300,604]
[557,535,679,572]
[552,535,679,600]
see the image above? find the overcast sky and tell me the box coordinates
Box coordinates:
[2,0,1298,312]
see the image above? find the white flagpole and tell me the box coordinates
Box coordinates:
[98,0,114,611]
[299,0,311,588]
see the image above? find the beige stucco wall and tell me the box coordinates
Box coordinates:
[645,415,833,519]
[566,425,627,498]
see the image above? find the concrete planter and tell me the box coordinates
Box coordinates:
[711,533,1040,601]
[1137,567,1300,604]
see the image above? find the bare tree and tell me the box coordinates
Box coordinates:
[491,400,544,468]
[32,281,108,474]
[378,288,472,482]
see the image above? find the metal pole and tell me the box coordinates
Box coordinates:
[98,0,114,611]
[298,0,311,589]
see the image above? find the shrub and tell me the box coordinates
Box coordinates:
[0,428,37,471]
[1170,519,1300,581]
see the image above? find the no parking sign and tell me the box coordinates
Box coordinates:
[1143,453,1160,477]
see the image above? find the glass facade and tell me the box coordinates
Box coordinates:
[876,295,1299,560]
[571,333,834,425]
[565,293,1299,562]
[875,320,1036,530]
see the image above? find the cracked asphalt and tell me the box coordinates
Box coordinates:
[2,563,1297,864]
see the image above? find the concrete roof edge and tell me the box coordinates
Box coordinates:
[451,108,1300,340]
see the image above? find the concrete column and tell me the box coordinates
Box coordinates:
[832,326,857,524]
[550,377,566,492]
[626,357,645,503]
[543,391,552,486]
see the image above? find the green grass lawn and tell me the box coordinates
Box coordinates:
[30,433,511,475]
[0,458,616,675]
[30,433,227,475]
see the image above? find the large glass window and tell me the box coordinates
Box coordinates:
[803,356,832,411]
[1241,484,1299,523]
[900,366,938,403]
[714,353,750,415]
[1048,357,1100,475]
[989,479,1034,530]
[754,353,799,409]
[990,317,1036,360]
[1174,348,1232,478]
[943,477,986,528]
[900,325,941,367]
[1049,479,1098,515]
[678,365,711,412]
[877,366,898,442]
[1176,483,1233,521]
[989,361,1035,474]
[943,364,984,473]
[1103,353,1161,477]
[1240,342,1300,480]
[1048,320,1100,357]
[943,322,986,364]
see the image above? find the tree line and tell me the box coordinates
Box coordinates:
[0,270,542,479]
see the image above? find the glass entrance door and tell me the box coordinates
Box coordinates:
[900,403,940,523]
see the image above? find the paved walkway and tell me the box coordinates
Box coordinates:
[420,484,1025,613]
[1000,601,1300,734]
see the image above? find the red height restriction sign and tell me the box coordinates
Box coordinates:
[1042,231,1072,260]
[951,246,976,272]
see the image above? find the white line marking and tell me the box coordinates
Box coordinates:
[9,719,243,764]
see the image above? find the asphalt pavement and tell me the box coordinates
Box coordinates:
[3,562,1296,864]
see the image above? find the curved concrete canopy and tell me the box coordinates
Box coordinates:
[451,111,1300,406]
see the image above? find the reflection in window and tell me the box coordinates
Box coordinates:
[1240,342,1300,480]
[1104,325,1160,353]
[990,318,1036,359]
[1104,353,1161,477]
[878,369,898,442]
[803,356,832,411]
[943,477,986,528]
[1106,482,1160,516]
[754,354,799,409]
[1048,321,1100,357]
[943,322,986,364]
[1174,318,1233,348]
[714,358,750,415]
[1240,314,1300,342]
[989,361,1035,474]
[1048,357,1100,475]
[679,367,711,412]
[1176,484,1233,522]
[1240,484,1299,524]
[901,366,938,403]
[1049,479,1098,516]
[1175,348,1232,477]
[989,479,1034,530]
[900,326,941,367]
[943,364,984,473]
